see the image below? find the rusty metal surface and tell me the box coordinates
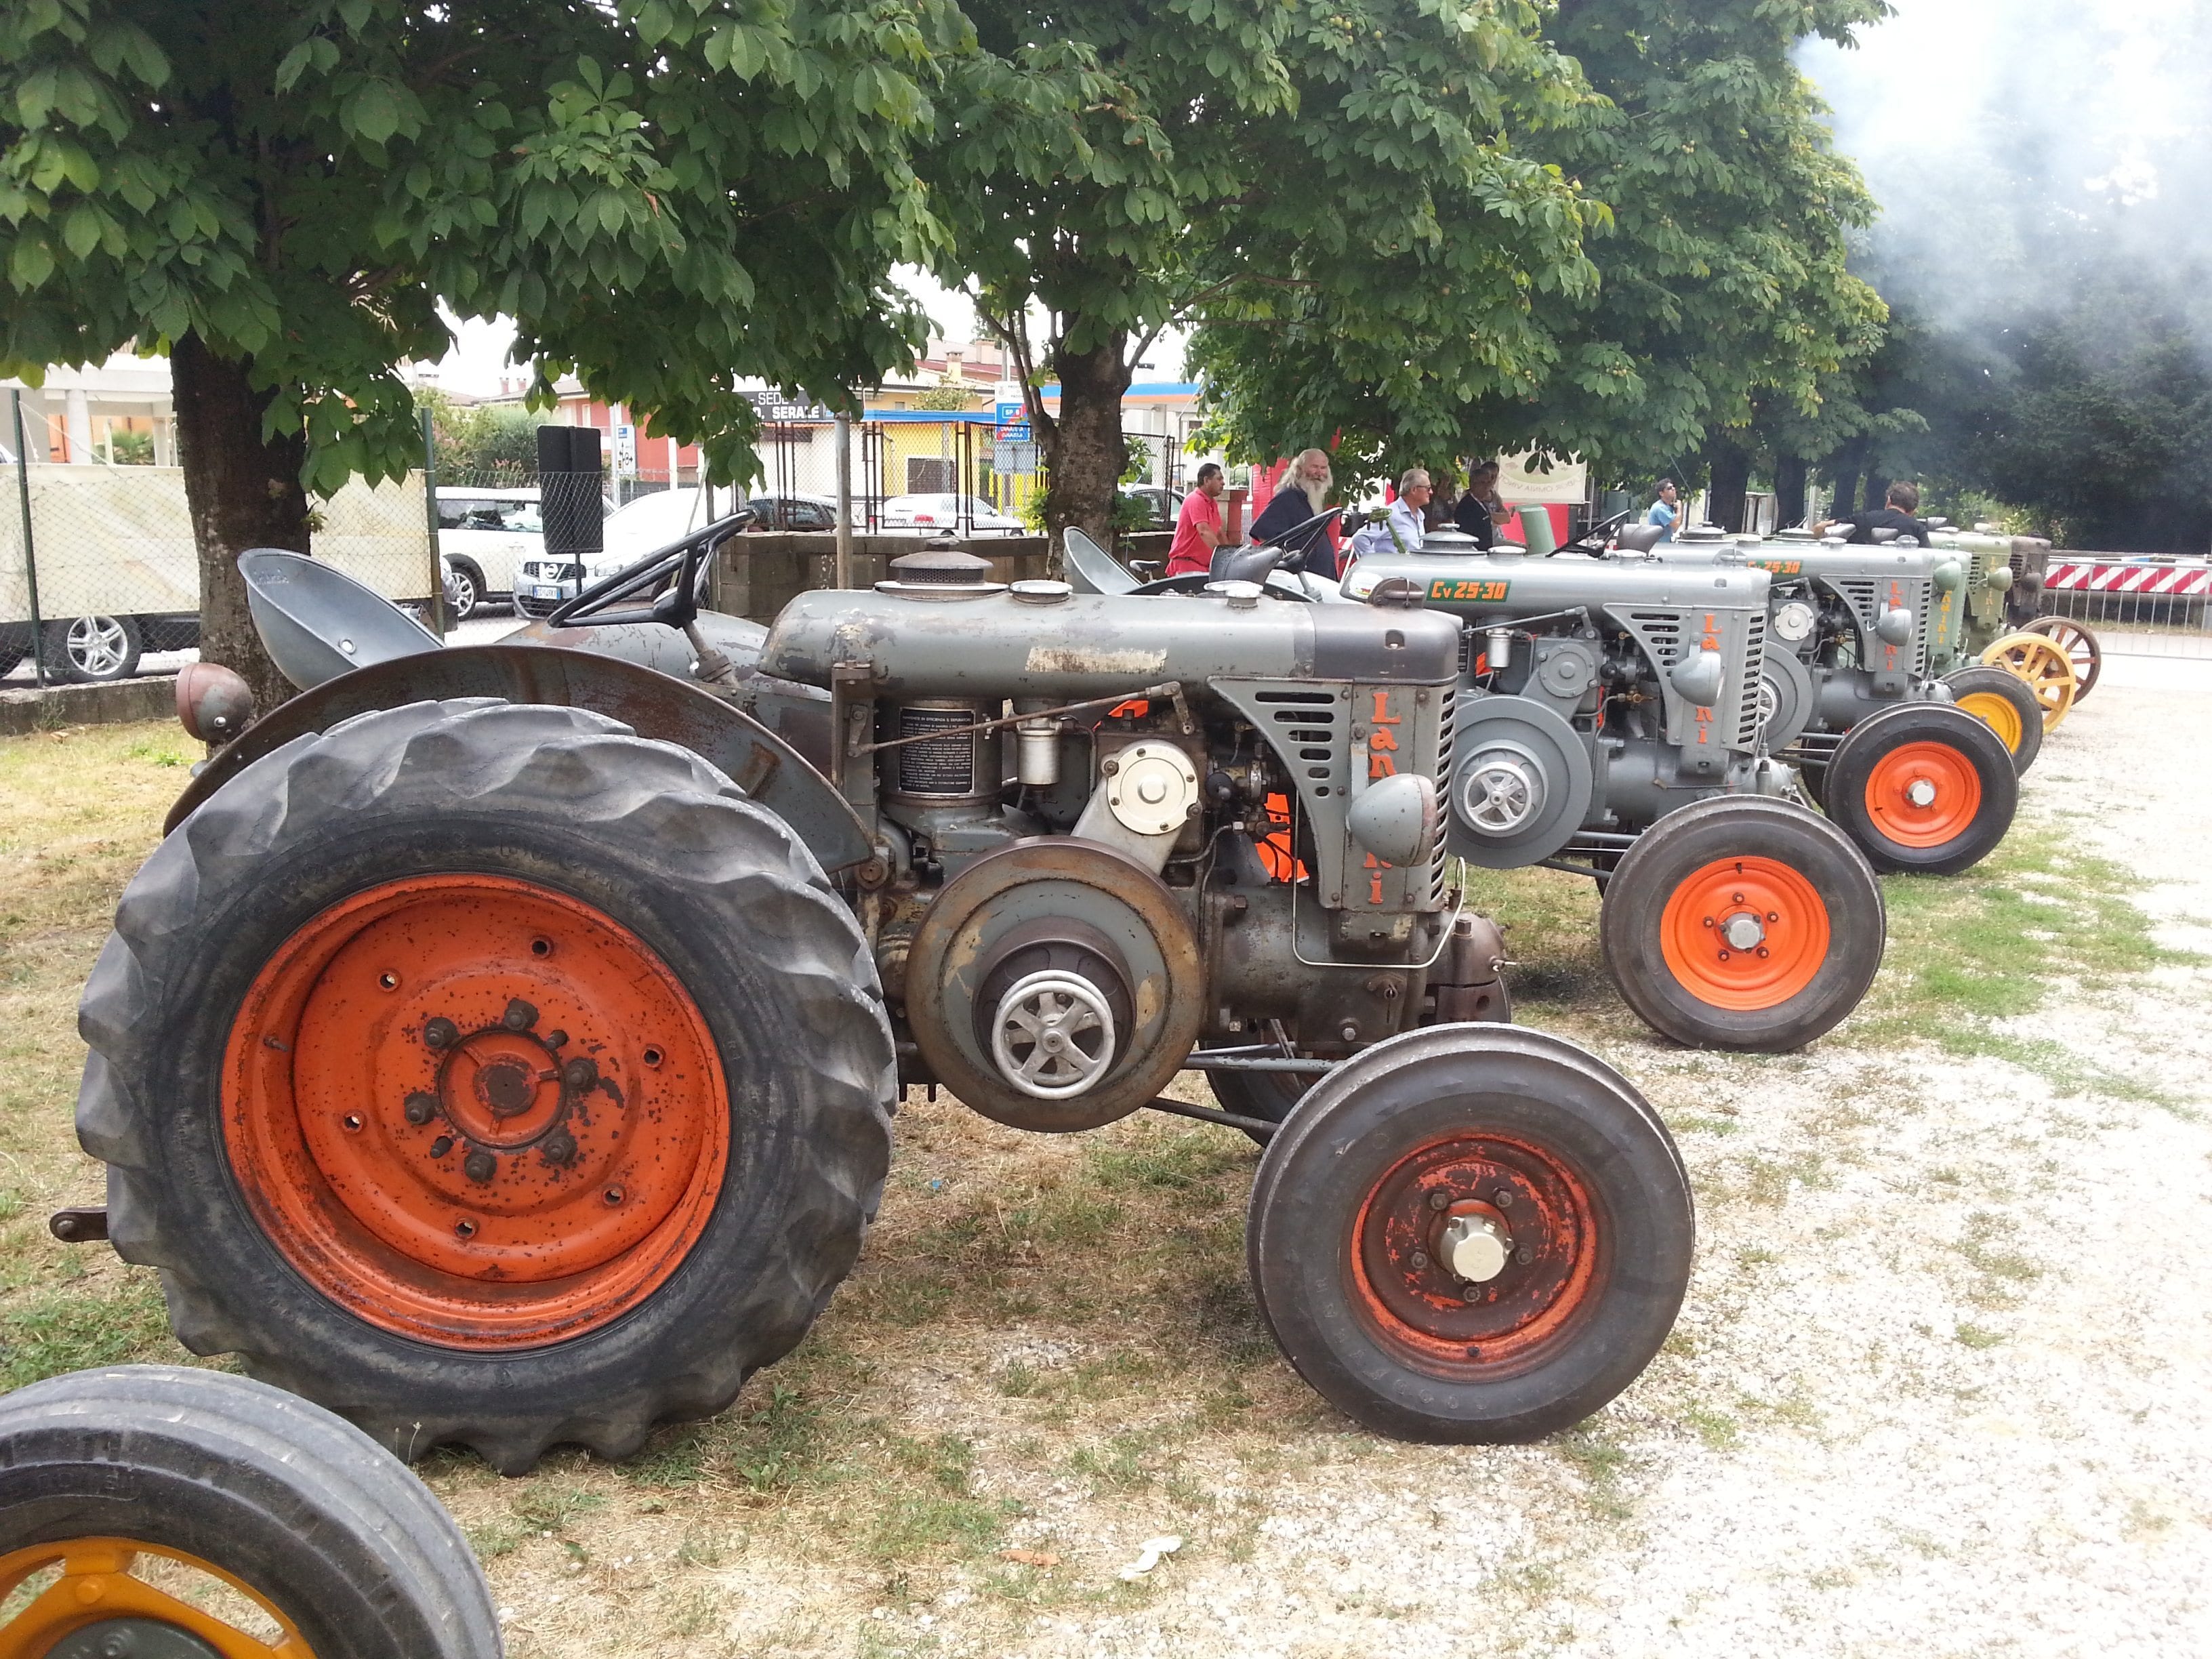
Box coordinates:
[903,839,1205,1132]
[163,644,870,871]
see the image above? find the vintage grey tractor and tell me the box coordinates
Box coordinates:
[70,531,1692,1473]
[1631,528,2022,876]
[1068,523,1890,1057]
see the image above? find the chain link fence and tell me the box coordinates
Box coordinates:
[3,403,436,685]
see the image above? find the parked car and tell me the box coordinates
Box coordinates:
[745,493,839,532]
[515,487,758,615]
[878,493,1025,536]
[1120,485,1183,530]
[434,487,548,619]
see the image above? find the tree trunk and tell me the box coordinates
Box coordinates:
[1862,473,1890,516]
[1042,337,1130,556]
[1706,438,1752,534]
[1775,455,1809,529]
[173,332,308,714]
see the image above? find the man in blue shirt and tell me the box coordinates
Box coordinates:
[1645,478,1681,541]
[1351,468,1433,560]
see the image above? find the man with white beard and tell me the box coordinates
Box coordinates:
[1246,447,1345,577]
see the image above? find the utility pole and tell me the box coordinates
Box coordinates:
[835,411,853,590]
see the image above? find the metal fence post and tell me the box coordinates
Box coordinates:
[835,412,853,590]
[421,405,448,638]
[9,389,48,688]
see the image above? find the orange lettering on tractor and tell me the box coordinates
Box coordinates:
[1702,611,1719,651]
[1370,691,1401,725]
[1368,723,1399,778]
[1695,705,1713,744]
[1365,852,1390,905]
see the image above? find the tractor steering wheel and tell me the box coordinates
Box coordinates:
[546,509,756,630]
[1550,506,1633,558]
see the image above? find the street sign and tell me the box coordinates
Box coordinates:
[993,440,1040,475]
[995,399,1030,442]
[611,423,636,474]
[745,390,838,423]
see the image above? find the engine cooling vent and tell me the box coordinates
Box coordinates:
[1616,609,1687,668]
[1431,687,1456,902]
[1254,688,1340,784]
[1832,577,1881,634]
[1734,611,1767,751]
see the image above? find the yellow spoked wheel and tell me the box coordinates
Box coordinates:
[0,1537,312,1658]
[1981,631,2078,731]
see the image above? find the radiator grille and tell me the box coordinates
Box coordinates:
[1734,610,1767,751]
[1432,686,1456,902]
[1618,610,1687,666]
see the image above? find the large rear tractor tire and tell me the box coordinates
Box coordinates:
[1942,665,2044,775]
[77,699,895,1473]
[1824,701,2018,876]
[1246,1025,1692,1442]
[1598,796,1885,1052]
[0,1365,501,1658]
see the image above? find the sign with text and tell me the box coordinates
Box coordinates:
[995,399,1031,442]
[746,391,838,424]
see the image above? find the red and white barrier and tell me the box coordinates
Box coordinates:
[2046,558,2212,597]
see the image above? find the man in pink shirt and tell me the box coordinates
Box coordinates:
[1166,463,1227,576]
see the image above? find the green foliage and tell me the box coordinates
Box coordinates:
[931,0,1596,520]
[1194,1,1893,487]
[911,375,974,412]
[419,388,541,480]
[0,0,975,493]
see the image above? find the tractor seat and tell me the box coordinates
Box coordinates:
[1128,560,1162,581]
[1060,527,1140,595]
[1615,523,1667,553]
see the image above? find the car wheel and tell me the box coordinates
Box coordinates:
[43,614,142,683]
[447,561,482,621]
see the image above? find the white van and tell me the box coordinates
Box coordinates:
[433,487,546,619]
[514,487,758,615]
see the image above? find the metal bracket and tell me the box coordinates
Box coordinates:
[49,1207,107,1244]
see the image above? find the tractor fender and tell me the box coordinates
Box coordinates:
[163,643,871,874]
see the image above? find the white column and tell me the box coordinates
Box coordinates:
[64,388,91,464]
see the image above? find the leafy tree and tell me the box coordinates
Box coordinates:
[1195,0,1892,516]
[1,0,963,704]
[932,0,1597,547]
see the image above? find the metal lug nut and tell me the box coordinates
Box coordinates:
[403,1092,438,1126]
[1427,1189,1452,1212]
[562,1057,599,1092]
[428,1135,454,1159]
[1492,1188,1514,1208]
[1410,1250,1430,1269]
[503,998,539,1031]
[1515,1244,1534,1265]
[423,1017,459,1050]
[464,1150,497,1183]
[1340,1022,1359,1042]
[542,1131,577,1166]
[544,1029,569,1049]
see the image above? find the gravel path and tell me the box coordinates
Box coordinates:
[821,657,2212,1659]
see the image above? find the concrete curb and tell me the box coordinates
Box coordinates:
[0,674,177,737]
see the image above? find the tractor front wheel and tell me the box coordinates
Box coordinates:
[0,1366,499,1658]
[1246,1025,1692,1442]
[1942,665,2044,775]
[2021,615,2102,701]
[77,699,895,1473]
[1824,701,2018,876]
[1599,796,1885,1052]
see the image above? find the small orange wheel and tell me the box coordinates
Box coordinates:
[1350,1130,1601,1375]
[1862,740,1984,849]
[222,874,729,1350]
[1657,856,1830,1012]
[0,1536,312,1657]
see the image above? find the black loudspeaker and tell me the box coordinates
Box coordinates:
[537,426,605,558]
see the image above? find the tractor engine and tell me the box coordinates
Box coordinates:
[1344,540,1778,867]
[758,549,1497,1131]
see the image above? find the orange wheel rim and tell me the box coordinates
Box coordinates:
[1863,740,1983,848]
[1657,855,1830,1010]
[1349,1132,1599,1374]
[0,1537,312,1657]
[222,875,729,1349]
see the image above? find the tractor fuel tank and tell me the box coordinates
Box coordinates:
[1345,547,1774,624]
[760,579,1462,699]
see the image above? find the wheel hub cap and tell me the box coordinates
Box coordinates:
[1439,1210,1513,1282]
[1721,911,1767,951]
[990,970,1117,1099]
[1905,777,1937,808]
[1460,749,1546,836]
